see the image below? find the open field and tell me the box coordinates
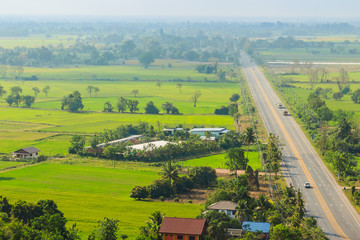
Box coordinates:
[0,160,25,170]
[182,148,262,171]
[0,162,202,239]
[0,35,77,49]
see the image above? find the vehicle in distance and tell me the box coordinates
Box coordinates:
[304,182,311,188]
[276,102,283,108]
[283,110,289,116]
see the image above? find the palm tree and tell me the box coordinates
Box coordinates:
[235,199,250,225]
[243,127,255,159]
[145,211,164,240]
[158,161,181,185]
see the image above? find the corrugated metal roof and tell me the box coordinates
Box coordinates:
[159,217,206,235]
[129,140,170,151]
[242,221,271,234]
[13,146,40,154]
[189,128,226,132]
[207,201,237,211]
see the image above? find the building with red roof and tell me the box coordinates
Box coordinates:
[159,217,206,240]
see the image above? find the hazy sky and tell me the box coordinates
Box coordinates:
[1,0,359,19]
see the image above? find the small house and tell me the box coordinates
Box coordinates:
[189,128,229,138]
[207,201,237,218]
[12,147,40,159]
[163,128,183,136]
[242,221,271,239]
[159,217,206,240]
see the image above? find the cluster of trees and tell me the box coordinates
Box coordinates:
[130,163,217,200]
[195,63,218,74]
[0,196,79,239]
[102,97,180,115]
[61,91,84,112]
[214,93,240,115]
[0,196,127,240]
[0,85,50,108]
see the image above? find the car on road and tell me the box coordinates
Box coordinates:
[283,110,289,116]
[305,182,311,188]
[276,102,283,108]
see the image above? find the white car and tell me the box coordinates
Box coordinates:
[304,182,311,188]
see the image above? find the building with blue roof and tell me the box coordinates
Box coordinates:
[242,221,271,239]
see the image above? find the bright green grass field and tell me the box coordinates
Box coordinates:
[0,161,25,170]
[0,163,202,239]
[20,62,218,81]
[182,149,261,171]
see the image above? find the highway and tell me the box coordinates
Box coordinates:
[240,51,360,240]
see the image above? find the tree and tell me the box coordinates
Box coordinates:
[94,87,100,97]
[131,89,139,97]
[130,186,149,200]
[333,92,343,101]
[103,101,113,112]
[230,93,240,103]
[0,85,7,98]
[32,87,40,98]
[117,97,128,113]
[159,161,181,186]
[89,217,119,240]
[161,102,178,114]
[351,89,360,103]
[6,94,21,107]
[69,134,85,154]
[233,112,242,133]
[176,83,183,94]
[225,148,248,178]
[22,95,35,107]
[191,90,201,107]
[10,86,22,96]
[265,133,283,177]
[156,81,162,89]
[188,166,217,188]
[145,101,159,114]
[61,91,84,112]
[120,39,136,60]
[243,127,255,159]
[87,85,94,98]
[42,85,50,98]
[317,105,333,122]
[139,51,155,68]
[127,99,139,113]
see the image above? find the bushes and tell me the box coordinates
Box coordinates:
[130,186,149,200]
[147,180,174,198]
[188,166,217,188]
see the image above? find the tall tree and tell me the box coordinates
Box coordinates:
[139,51,155,68]
[131,89,139,97]
[22,95,35,107]
[61,91,84,112]
[117,97,128,113]
[127,99,139,113]
[10,86,22,96]
[103,101,113,112]
[176,83,183,94]
[191,90,201,107]
[93,87,100,97]
[0,85,6,98]
[156,81,162,89]
[225,148,248,178]
[89,217,119,240]
[243,127,256,159]
[86,85,94,98]
[42,85,50,98]
[32,87,40,98]
[265,133,283,177]
[158,161,181,186]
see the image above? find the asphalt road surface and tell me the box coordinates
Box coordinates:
[240,51,360,240]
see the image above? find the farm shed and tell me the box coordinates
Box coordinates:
[189,128,229,138]
[159,217,206,240]
[12,147,40,159]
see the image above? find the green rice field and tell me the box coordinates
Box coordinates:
[0,162,202,239]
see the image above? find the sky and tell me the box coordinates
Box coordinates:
[1,0,359,20]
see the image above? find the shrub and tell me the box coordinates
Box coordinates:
[159,196,165,202]
[188,166,217,188]
[147,180,174,199]
[173,197,179,202]
[214,106,229,115]
[130,186,148,200]
[188,200,192,203]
